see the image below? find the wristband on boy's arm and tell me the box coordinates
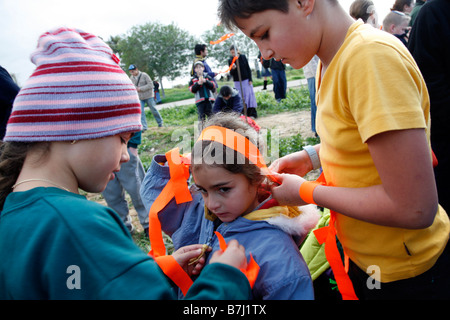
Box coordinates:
[303,145,321,170]
[299,181,322,205]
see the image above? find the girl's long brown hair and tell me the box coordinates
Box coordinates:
[0,142,49,210]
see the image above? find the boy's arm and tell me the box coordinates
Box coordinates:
[204,75,216,91]
[315,128,438,229]
[272,129,438,229]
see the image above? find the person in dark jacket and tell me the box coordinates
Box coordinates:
[0,66,20,140]
[213,85,243,114]
[270,58,287,102]
[189,61,216,123]
[409,0,450,213]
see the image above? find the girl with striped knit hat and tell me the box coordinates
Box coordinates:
[0,27,250,300]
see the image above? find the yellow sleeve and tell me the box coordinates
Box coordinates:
[343,39,429,143]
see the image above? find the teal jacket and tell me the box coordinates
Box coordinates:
[0,187,250,300]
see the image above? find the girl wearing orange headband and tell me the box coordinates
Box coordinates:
[141,112,319,299]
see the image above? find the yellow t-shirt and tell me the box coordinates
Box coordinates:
[316,21,449,283]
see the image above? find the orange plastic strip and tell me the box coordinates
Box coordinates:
[218,56,238,74]
[214,231,260,288]
[312,173,358,300]
[210,33,235,45]
[148,148,192,258]
[154,255,193,296]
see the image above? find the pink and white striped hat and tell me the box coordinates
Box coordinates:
[4,27,142,142]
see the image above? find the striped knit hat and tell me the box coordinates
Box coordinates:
[4,27,142,142]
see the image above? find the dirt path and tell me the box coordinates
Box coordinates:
[256,110,315,138]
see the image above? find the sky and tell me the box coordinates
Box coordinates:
[0,0,393,88]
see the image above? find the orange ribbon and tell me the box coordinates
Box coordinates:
[214,231,260,288]
[154,255,193,296]
[218,55,238,74]
[148,148,192,258]
[312,173,359,300]
[148,148,195,294]
[210,33,234,45]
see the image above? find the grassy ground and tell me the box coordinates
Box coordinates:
[159,67,305,103]
[139,86,318,171]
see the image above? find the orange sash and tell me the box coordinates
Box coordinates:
[312,173,359,300]
[148,148,194,295]
[148,148,192,258]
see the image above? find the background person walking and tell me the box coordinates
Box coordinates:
[129,64,163,129]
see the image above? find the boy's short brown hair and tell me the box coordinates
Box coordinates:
[218,0,338,30]
[218,0,289,30]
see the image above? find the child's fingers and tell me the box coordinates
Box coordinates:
[268,158,281,172]
[210,239,247,270]
[177,244,205,254]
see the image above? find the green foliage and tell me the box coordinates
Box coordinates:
[264,129,320,162]
[159,87,194,104]
[255,87,311,116]
[109,22,195,82]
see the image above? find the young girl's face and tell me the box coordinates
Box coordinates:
[193,165,260,222]
[68,132,133,193]
[235,0,319,69]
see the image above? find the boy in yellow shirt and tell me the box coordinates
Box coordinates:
[218,0,450,299]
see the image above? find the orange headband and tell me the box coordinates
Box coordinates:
[197,126,279,183]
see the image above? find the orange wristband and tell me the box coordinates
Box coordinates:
[299,181,320,205]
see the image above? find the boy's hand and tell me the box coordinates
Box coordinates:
[269,150,313,177]
[270,173,308,206]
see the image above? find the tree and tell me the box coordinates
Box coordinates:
[111,22,195,96]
